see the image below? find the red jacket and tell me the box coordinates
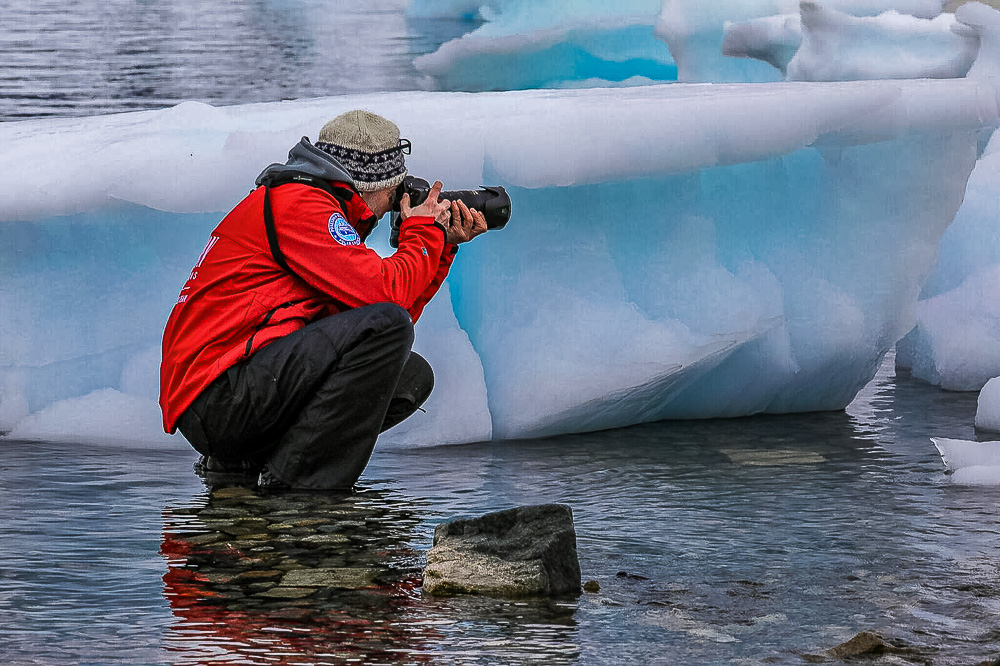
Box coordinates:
[159,180,455,433]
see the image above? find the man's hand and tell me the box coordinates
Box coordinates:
[399,180,488,245]
[445,199,487,245]
[400,180,451,231]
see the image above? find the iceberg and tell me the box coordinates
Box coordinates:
[408,0,964,90]
[723,4,978,81]
[411,0,676,90]
[976,377,1000,432]
[2,79,997,447]
[656,0,946,82]
[892,3,1000,391]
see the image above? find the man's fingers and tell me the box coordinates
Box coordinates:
[456,200,473,230]
[426,180,444,206]
[471,209,487,234]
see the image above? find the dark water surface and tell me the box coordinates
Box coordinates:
[3,361,1000,665]
[0,0,470,121]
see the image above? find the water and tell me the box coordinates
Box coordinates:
[4,3,1000,664]
[3,359,1000,664]
[0,0,473,121]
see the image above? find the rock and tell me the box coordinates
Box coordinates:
[300,534,349,545]
[280,567,380,589]
[422,504,581,598]
[234,569,283,581]
[826,631,890,658]
[583,580,600,593]
[254,586,316,599]
[185,533,224,546]
[211,486,256,499]
[616,571,650,581]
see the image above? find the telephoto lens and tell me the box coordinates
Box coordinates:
[389,176,511,248]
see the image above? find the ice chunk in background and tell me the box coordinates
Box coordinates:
[723,4,978,81]
[953,0,1000,79]
[409,0,961,88]
[406,0,490,20]
[0,80,997,447]
[976,377,1000,431]
[786,5,977,81]
[411,0,676,90]
[656,0,945,82]
[931,436,1000,485]
[722,14,805,76]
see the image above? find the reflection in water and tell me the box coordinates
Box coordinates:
[161,486,580,664]
[4,356,1000,663]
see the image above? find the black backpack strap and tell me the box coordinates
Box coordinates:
[262,186,298,277]
[259,171,361,277]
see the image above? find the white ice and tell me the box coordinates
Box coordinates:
[408,1,963,88]
[931,436,1000,485]
[897,5,1000,391]
[411,0,676,90]
[722,14,806,76]
[705,0,1000,393]
[722,4,978,81]
[976,377,1000,432]
[2,77,997,448]
[657,0,946,82]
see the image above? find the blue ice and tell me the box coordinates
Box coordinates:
[2,76,997,448]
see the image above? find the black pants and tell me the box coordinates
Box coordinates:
[176,303,433,489]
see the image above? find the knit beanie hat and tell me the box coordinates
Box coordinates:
[315,110,409,192]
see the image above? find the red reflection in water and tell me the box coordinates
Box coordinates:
[160,498,439,664]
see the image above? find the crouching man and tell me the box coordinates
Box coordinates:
[159,110,486,489]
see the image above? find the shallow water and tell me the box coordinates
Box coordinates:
[3,360,1000,664]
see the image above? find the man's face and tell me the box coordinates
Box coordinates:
[360,186,396,220]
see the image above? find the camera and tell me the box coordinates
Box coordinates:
[388,176,511,248]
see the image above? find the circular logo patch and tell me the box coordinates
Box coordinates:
[328,213,360,246]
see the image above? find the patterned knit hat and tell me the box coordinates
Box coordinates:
[315,110,409,192]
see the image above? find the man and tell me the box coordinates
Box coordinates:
[159,110,487,490]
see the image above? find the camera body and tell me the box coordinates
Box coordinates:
[388,176,511,248]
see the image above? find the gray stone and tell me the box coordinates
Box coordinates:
[423,504,581,598]
[211,486,256,499]
[254,586,316,599]
[299,534,349,545]
[280,567,380,588]
[826,631,891,658]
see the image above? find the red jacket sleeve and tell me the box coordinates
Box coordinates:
[271,185,447,311]
[408,244,458,322]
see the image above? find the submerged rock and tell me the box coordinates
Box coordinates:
[280,567,380,589]
[422,504,581,598]
[826,631,917,659]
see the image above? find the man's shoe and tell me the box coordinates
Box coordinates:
[194,455,261,485]
[257,467,290,490]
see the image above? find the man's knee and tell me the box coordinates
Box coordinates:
[381,352,434,432]
[399,352,434,405]
[366,302,414,344]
